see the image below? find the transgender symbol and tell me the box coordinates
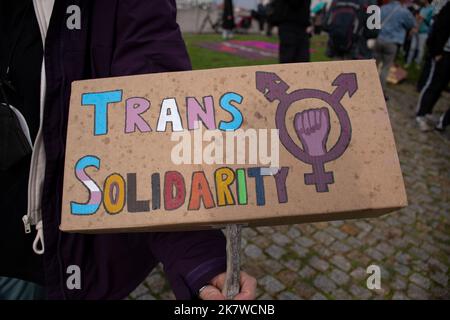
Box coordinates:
[256,72,357,192]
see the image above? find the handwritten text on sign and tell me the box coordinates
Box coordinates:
[70,71,353,216]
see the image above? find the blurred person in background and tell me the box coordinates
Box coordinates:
[267,0,311,63]
[252,0,268,35]
[373,0,416,93]
[355,0,380,59]
[415,0,450,132]
[324,0,364,60]
[311,0,327,35]
[405,0,433,68]
[222,0,235,39]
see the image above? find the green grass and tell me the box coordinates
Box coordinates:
[183,33,422,85]
[183,33,330,70]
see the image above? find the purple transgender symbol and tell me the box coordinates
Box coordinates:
[256,72,357,192]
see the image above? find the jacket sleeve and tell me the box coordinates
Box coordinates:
[148,230,227,299]
[111,0,191,75]
[402,9,417,31]
[111,0,226,299]
[427,2,450,58]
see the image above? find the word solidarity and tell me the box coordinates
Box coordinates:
[71,155,289,215]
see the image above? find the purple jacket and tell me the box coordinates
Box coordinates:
[41,0,226,299]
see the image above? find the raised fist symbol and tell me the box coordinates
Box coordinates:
[294,107,331,157]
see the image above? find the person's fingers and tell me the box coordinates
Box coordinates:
[199,285,226,300]
[210,272,226,290]
[234,272,257,300]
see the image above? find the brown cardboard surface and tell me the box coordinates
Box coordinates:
[60,60,407,233]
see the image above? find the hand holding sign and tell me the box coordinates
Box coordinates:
[294,107,331,157]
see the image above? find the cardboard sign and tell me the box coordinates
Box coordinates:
[60,60,407,233]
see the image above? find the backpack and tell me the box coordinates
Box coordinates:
[325,0,362,56]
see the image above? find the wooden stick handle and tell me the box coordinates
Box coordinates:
[222,224,242,300]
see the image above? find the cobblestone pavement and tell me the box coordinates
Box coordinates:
[130,83,450,300]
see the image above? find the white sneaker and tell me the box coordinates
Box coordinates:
[435,113,446,132]
[416,116,433,132]
[425,113,439,124]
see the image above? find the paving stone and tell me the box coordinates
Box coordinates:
[311,292,328,300]
[330,255,352,272]
[394,263,411,277]
[330,268,350,286]
[350,267,367,281]
[313,275,337,294]
[430,272,448,287]
[296,236,315,248]
[375,242,395,256]
[410,273,431,290]
[259,275,286,295]
[312,244,333,258]
[409,246,430,260]
[326,227,348,240]
[349,284,372,300]
[286,227,300,239]
[262,259,284,274]
[290,243,309,258]
[252,235,272,249]
[293,282,316,299]
[346,237,363,248]
[258,293,274,300]
[245,244,263,259]
[272,233,291,247]
[284,259,301,272]
[333,288,352,300]
[366,248,385,261]
[392,291,410,300]
[391,277,407,290]
[330,241,351,253]
[340,224,360,237]
[277,269,299,287]
[428,257,448,273]
[313,231,336,246]
[298,265,316,279]
[265,244,286,260]
[429,286,449,299]
[309,256,330,272]
[277,291,302,300]
[242,227,258,238]
[407,283,429,299]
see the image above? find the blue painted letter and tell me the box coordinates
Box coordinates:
[219,92,243,131]
[82,90,123,135]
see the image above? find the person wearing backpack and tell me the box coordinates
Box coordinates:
[373,0,416,91]
[324,0,364,60]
